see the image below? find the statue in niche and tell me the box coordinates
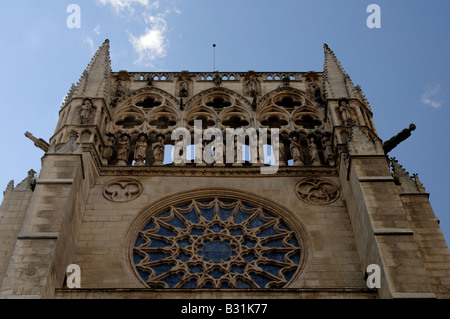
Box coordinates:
[308,137,321,166]
[321,133,334,165]
[338,99,353,125]
[195,140,207,166]
[173,135,187,166]
[80,98,93,124]
[117,134,130,166]
[115,70,130,97]
[305,72,322,100]
[213,73,222,86]
[232,135,243,166]
[213,135,225,166]
[134,134,148,166]
[289,133,304,166]
[244,71,260,97]
[152,133,165,166]
[102,134,116,164]
[179,79,189,97]
[274,134,286,166]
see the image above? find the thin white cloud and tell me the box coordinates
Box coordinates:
[83,36,95,54]
[98,0,149,10]
[97,0,180,67]
[129,14,168,66]
[94,25,101,35]
[421,84,442,108]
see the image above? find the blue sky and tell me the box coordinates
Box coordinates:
[0,0,449,244]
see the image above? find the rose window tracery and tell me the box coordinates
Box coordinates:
[131,198,302,288]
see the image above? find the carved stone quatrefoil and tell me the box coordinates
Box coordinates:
[103,178,143,202]
[295,178,339,205]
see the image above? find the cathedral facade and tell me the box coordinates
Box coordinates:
[1,40,449,299]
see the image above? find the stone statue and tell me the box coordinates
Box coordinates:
[152,134,165,166]
[382,123,416,154]
[80,99,93,124]
[102,134,116,164]
[274,134,286,166]
[134,134,147,166]
[179,80,189,97]
[117,134,130,166]
[289,134,303,166]
[213,135,225,166]
[322,133,334,165]
[173,135,186,166]
[232,135,243,166]
[246,77,259,97]
[338,99,352,125]
[309,137,321,166]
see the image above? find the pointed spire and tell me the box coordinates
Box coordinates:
[73,39,112,102]
[323,44,357,100]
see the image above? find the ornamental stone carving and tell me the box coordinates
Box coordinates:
[295,178,339,205]
[103,178,143,202]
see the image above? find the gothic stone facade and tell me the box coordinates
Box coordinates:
[1,40,449,299]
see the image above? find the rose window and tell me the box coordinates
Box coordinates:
[132,198,302,288]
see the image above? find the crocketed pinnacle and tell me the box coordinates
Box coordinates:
[73,39,112,102]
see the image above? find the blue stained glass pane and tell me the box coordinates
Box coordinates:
[231,265,245,274]
[137,269,150,281]
[133,252,144,264]
[201,206,215,221]
[134,235,146,247]
[189,264,203,274]
[229,227,243,236]
[210,268,225,279]
[149,238,170,248]
[169,214,186,229]
[156,225,176,237]
[263,237,284,247]
[201,239,232,262]
[191,228,203,236]
[218,207,234,221]
[288,236,299,247]
[248,215,265,229]
[250,272,272,288]
[220,281,232,288]
[202,281,213,289]
[243,238,256,248]
[180,278,197,288]
[236,279,253,288]
[152,263,175,276]
[243,252,257,262]
[258,224,277,237]
[289,251,301,264]
[263,252,286,262]
[163,272,185,288]
[277,220,290,231]
[182,208,198,223]
[149,252,171,262]
[210,223,223,233]
[259,263,282,277]
[234,209,251,224]
[177,238,191,248]
[176,252,191,262]
[283,268,296,281]
[143,221,156,231]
